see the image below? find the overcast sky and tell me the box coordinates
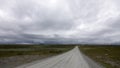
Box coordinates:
[0,0,120,44]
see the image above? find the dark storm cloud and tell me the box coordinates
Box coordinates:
[0,0,120,44]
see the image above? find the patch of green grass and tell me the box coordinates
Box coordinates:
[0,44,74,58]
[79,45,120,68]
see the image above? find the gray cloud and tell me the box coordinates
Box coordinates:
[0,0,120,44]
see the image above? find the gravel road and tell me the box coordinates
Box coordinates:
[16,46,103,68]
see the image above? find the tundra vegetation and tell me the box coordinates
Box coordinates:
[0,44,119,68]
[79,45,120,68]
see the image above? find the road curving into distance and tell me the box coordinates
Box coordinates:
[16,46,103,68]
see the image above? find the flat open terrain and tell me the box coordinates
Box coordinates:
[16,46,102,68]
[0,44,73,68]
[79,45,120,68]
[0,44,120,68]
[0,44,73,58]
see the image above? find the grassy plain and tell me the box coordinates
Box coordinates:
[0,44,120,68]
[79,45,120,68]
[0,44,74,68]
[0,44,73,57]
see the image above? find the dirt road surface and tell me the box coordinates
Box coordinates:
[16,46,103,68]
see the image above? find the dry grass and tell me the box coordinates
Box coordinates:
[79,45,120,68]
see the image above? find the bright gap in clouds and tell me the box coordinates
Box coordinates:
[0,0,120,44]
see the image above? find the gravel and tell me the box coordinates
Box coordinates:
[0,55,51,68]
